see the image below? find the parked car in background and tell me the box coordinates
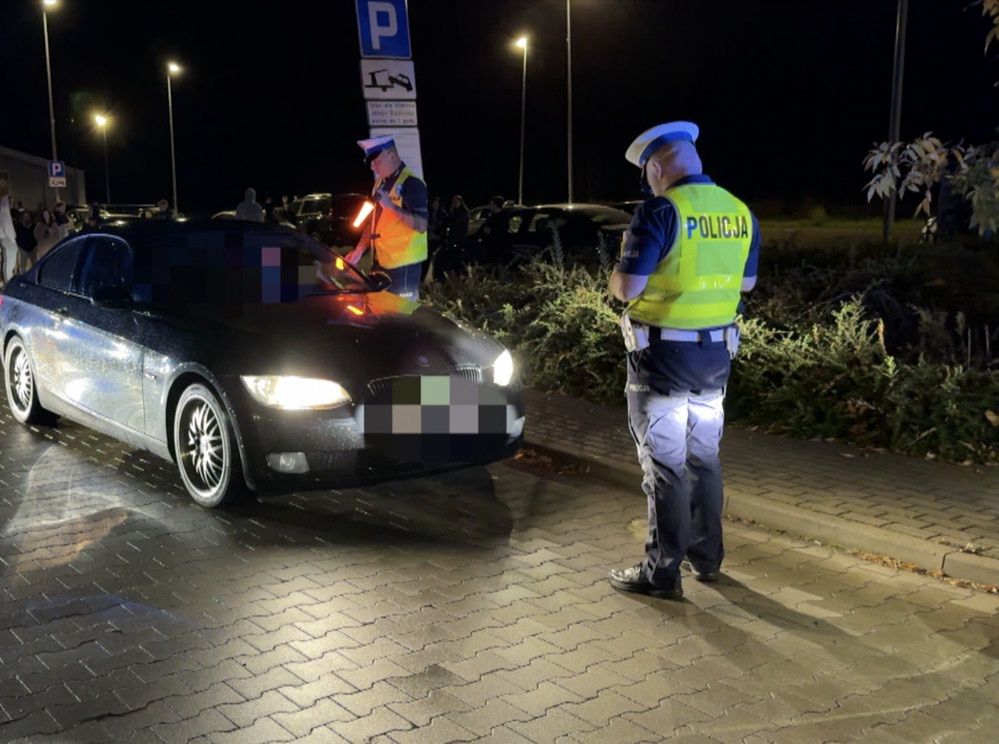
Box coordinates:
[608,200,642,216]
[284,193,334,226]
[67,204,105,226]
[1,221,524,508]
[467,205,494,235]
[297,193,369,250]
[433,203,632,274]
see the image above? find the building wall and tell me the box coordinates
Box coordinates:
[0,144,86,213]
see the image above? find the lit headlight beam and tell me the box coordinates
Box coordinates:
[240,376,351,410]
[493,350,515,386]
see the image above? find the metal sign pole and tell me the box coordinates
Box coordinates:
[42,8,60,204]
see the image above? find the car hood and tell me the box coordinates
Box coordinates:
[169,291,504,387]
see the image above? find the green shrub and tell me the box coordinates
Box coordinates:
[425,257,999,464]
[730,301,999,462]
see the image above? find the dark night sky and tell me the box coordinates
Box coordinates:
[1,1,997,215]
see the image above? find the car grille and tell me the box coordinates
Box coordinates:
[367,367,483,397]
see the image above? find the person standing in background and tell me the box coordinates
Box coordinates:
[0,179,19,285]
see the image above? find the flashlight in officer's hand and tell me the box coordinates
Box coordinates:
[352,200,375,228]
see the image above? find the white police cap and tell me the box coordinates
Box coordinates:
[357,135,396,163]
[625,121,699,168]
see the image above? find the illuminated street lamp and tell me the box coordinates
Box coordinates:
[166,61,182,216]
[514,36,528,206]
[41,0,61,202]
[93,113,111,203]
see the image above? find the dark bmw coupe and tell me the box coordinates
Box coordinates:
[1,221,524,508]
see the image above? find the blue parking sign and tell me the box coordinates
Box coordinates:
[48,160,65,178]
[356,0,411,58]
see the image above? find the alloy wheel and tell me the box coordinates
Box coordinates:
[180,398,225,493]
[10,347,33,413]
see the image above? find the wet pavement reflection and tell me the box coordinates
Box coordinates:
[2,397,999,743]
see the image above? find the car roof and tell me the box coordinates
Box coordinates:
[531,204,632,221]
[85,219,300,244]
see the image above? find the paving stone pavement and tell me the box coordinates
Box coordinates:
[523,390,999,586]
[2,397,999,743]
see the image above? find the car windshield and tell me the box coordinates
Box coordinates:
[132,227,374,309]
[300,233,372,295]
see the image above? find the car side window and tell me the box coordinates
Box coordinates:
[527,212,556,234]
[76,236,134,299]
[38,237,87,292]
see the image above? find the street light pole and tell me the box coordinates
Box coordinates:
[883,0,908,243]
[41,0,60,203]
[166,62,181,216]
[566,0,574,204]
[515,37,528,206]
[102,127,110,203]
[95,114,110,203]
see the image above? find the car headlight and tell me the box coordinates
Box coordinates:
[240,375,351,410]
[492,350,515,387]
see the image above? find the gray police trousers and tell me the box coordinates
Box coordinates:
[626,385,726,586]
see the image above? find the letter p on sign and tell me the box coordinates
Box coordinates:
[356,0,411,58]
[369,2,397,50]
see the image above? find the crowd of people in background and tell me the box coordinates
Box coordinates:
[232,188,299,226]
[428,193,509,253]
[0,179,515,288]
[0,183,78,286]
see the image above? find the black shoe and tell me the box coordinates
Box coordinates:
[682,560,720,583]
[608,564,683,600]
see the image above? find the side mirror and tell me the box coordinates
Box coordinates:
[366,270,393,292]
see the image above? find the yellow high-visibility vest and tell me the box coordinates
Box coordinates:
[627,182,752,329]
[372,167,428,269]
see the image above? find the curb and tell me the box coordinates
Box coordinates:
[522,438,999,586]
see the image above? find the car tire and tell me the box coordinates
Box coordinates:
[173,382,248,508]
[4,336,56,425]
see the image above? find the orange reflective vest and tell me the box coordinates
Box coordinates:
[372,166,428,269]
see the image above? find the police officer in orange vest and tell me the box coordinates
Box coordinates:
[608,121,760,601]
[345,136,429,300]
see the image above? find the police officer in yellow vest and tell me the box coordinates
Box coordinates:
[608,121,759,601]
[345,136,429,300]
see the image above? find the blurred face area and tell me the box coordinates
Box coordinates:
[370,147,402,180]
